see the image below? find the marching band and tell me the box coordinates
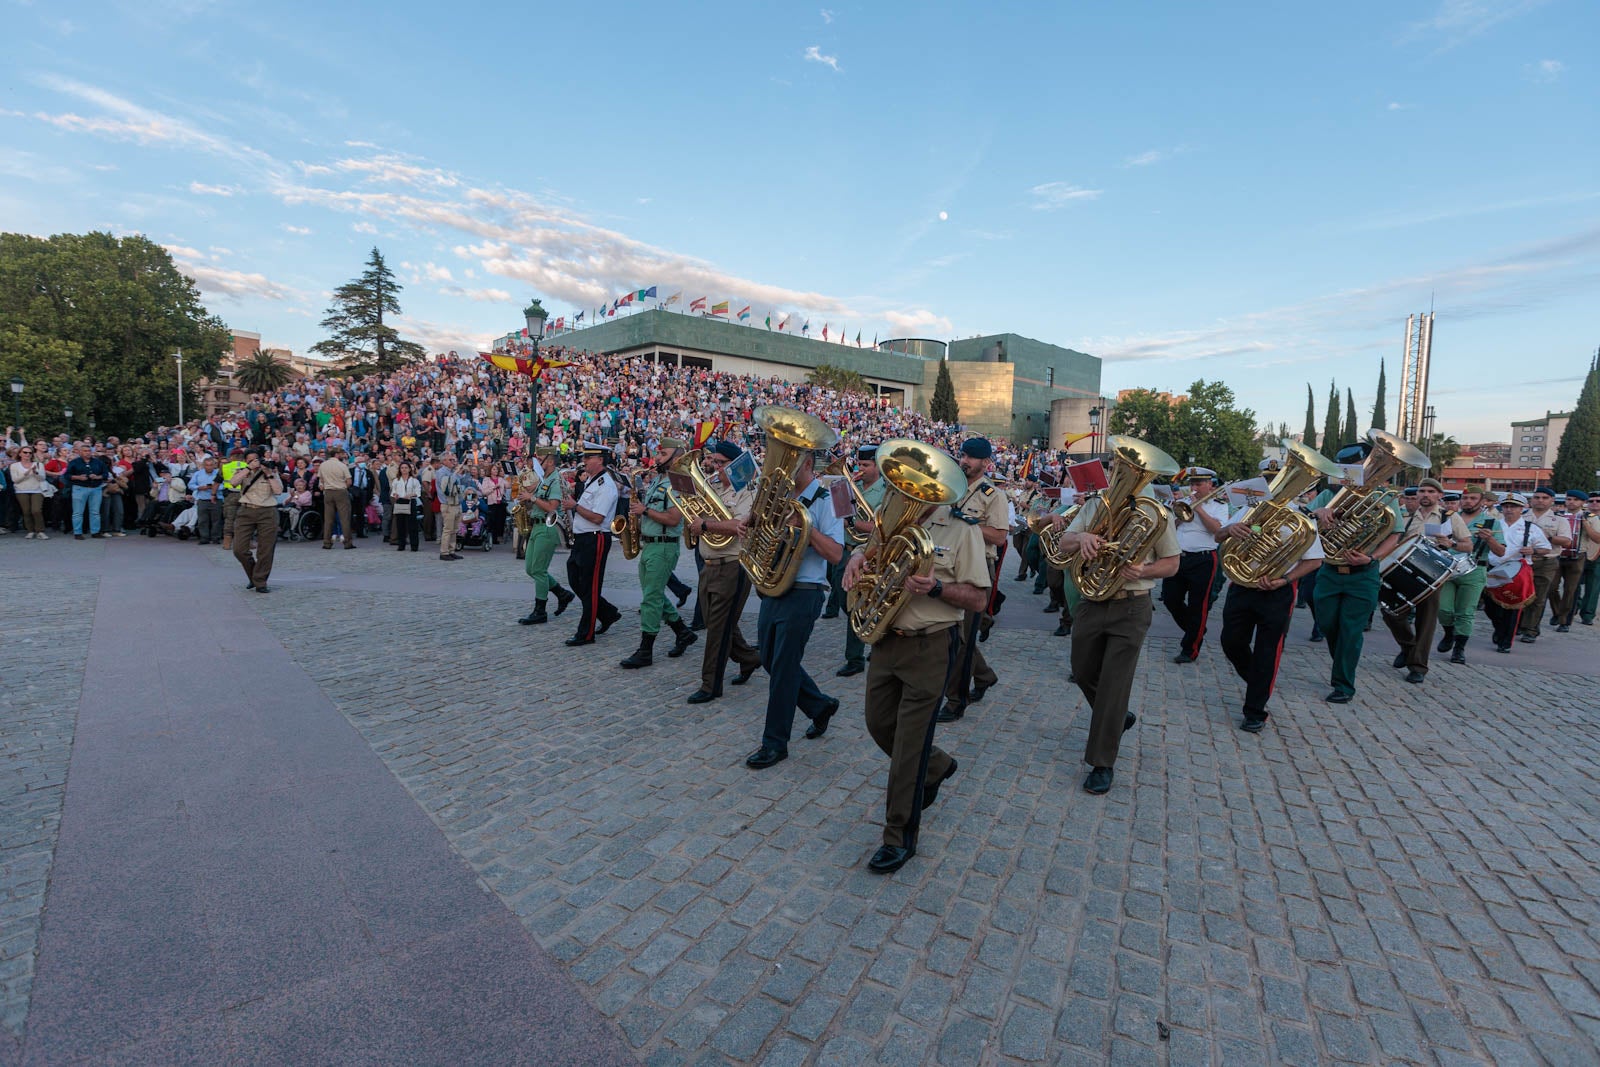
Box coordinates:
[493,416,1600,874]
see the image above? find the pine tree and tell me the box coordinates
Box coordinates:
[930,360,960,423]
[1345,388,1358,441]
[1320,380,1342,459]
[1371,359,1388,430]
[1301,384,1317,452]
[311,247,426,373]
[1551,352,1600,491]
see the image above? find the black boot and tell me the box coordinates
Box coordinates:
[552,585,575,617]
[519,599,549,625]
[1436,626,1455,654]
[1450,634,1467,664]
[620,632,656,669]
[667,618,699,658]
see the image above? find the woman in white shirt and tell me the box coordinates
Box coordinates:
[390,461,423,552]
[1485,494,1552,653]
[9,445,49,538]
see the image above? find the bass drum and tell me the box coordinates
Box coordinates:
[1377,538,1454,619]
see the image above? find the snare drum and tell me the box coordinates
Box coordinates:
[1378,538,1454,618]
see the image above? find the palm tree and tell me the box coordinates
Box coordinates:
[234,349,294,394]
[1421,432,1460,477]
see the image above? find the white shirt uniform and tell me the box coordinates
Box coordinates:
[1489,518,1550,565]
[1174,500,1230,553]
[572,471,618,535]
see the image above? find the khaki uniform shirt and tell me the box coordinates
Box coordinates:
[957,476,1009,562]
[1402,505,1470,546]
[238,468,283,508]
[318,457,351,491]
[1583,514,1600,562]
[1065,490,1182,593]
[702,479,755,561]
[1527,508,1568,559]
[887,506,990,633]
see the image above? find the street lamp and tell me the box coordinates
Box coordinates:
[1087,405,1102,456]
[523,300,549,440]
[174,349,184,425]
[64,407,73,436]
[9,377,21,431]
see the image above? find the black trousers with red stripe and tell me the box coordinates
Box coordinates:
[1161,550,1219,658]
[566,530,618,640]
[1220,581,1296,720]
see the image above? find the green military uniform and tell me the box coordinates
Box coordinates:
[637,471,685,634]
[1309,487,1404,700]
[841,474,891,669]
[1438,508,1500,641]
[523,468,566,597]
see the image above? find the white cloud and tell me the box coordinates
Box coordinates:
[1387,102,1409,111]
[282,224,312,235]
[1029,182,1103,210]
[333,155,459,188]
[884,309,954,335]
[29,75,272,168]
[181,262,298,301]
[440,285,511,303]
[1529,58,1564,82]
[803,46,841,72]
[820,8,834,23]
[189,181,236,196]
[423,262,452,282]
[351,221,378,234]
[1411,0,1547,49]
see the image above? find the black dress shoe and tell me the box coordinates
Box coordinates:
[1496,644,1511,653]
[1083,766,1114,794]
[1123,713,1137,733]
[596,610,620,635]
[1325,690,1351,703]
[1405,670,1425,683]
[1557,624,1570,633]
[1240,716,1267,733]
[970,681,992,702]
[254,585,270,594]
[1043,603,1060,614]
[246,583,256,591]
[935,704,965,723]
[1053,622,1071,637]
[1392,652,1407,668]
[745,746,786,769]
[686,689,718,704]
[820,609,839,619]
[836,662,864,677]
[1436,631,1455,654]
[1309,632,1324,643]
[517,609,549,625]
[676,587,691,608]
[805,697,840,739]
[564,636,595,647]
[867,844,915,873]
[731,665,760,686]
[1173,653,1195,664]
[922,759,958,809]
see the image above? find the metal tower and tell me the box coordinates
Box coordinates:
[1397,312,1435,442]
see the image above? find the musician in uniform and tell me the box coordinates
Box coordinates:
[560,443,623,646]
[1162,467,1230,664]
[1517,487,1571,643]
[938,438,1009,723]
[619,439,699,669]
[1012,477,1041,582]
[516,447,576,625]
[1550,490,1589,631]
[840,496,990,874]
[1216,516,1326,732]
[1577,492,1600,627]
[510,454,544,560]
[1485,494,1551,652]
[1054,485,1181,794]
[1435,485,1502,664]
[743,446,846,770]
[837,446,888,678]
[1383,478,1471,683]
[1309,441,1404,704]
[684,442,762,704]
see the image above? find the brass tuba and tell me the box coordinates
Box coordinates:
[1068,437,1181,601]
[823,455,877,547]
[845,440,968,644]
[1029,493,1094,568]
[1219,442,1342,584]
[740,406,840,597]
[668,448,735,551]
[1319,429,1432,565]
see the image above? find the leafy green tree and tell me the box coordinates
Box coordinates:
[0,231,231,437]
[1169,379,1260,480]
[1301,384,1317,452]
[1371,359,1387,430]
[311,248,426,373]
[233,348,295,394]
[930,360,959,423]
[0,324,87,437]
[1106,388,1173,444]
[1320,380,1342,459]
[1552,353,1600,491]
[1345,388,1358,442]
[808,363,870,394]
[1422,433,1460,477]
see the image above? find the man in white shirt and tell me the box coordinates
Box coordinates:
[1162,467,1230,664]
[1485,494,1552,653]
[560,444,623,645]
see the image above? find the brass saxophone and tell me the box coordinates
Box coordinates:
[1319,429,1432,565]
[668,448,735,551]
[610,467,648,560]
[740,406,840,597]
[1068,436,1181,601]
[845,440,968,644]
[823,455,876,547]
[1219,441,1342,584]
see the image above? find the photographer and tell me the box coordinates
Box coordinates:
[232,449,285,593]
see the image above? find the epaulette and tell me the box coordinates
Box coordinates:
[978,483,995,496]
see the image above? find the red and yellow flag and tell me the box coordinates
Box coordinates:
[480,352,573,379]
[1062,431,1094,448]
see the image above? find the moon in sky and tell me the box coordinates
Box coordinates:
[938,211,949,221]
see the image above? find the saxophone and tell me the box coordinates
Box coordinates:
[1068,436,1181,601]
[1219,441,1342,584]
[1319,429,1432,564]
[845,440,968,644]
[610,468,648,560]
[739,406,840,597]
[668,448,735,551]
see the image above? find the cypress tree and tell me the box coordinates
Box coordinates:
[1302,384,1317,452]
[1345,388,1359,441]
[1371,359,1388,430]
[930,359,960,423]
[1320,380,1342,459]
[1551,352,1600,491]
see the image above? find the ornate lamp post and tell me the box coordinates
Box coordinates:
[523,300,548,440]
[1087,405,1101,457]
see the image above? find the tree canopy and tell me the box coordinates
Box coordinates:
[1301,384,1317,453]
[930,360,959,423]
[0,231,231,438]
[808,363,870,395]
[311,247,426,374]
[1551,354,1600,491]
[1108,380,1259,480]
[234,348,295,394]
[1371,359,1387,430]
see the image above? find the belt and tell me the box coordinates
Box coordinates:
[641,535,677,544]
[1181,549,1216,557]
[1108,588,1149,601]
[1326,561,1376,574]
[791,581,827,590]
[889,623,955,639]
[703,556,742,566]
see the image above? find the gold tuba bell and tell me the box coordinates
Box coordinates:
[1029,493,1094,569]
[1219,441,1342,585]
[668,448,735,551]
[1319,429,1432,565]
[844,440,968,644]
[740,406,840,597]
[1068,436,1181,601]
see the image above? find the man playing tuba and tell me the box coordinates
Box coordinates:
[682,441,764,704]
[936,438,1011,724]
[835,445,889,678]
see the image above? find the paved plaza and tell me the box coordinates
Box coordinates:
[3,533,1600,1065]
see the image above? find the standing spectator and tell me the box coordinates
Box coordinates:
[9,444,48,538]
[349,453,373,539]
[43,446,69,531]
[101,450,131,537]
[220,448,247,549]
[420,455,438,542]
[233,450,284,593]
[390,460,422,551]
[190,455,224,544]
[68,445,110,539]
[318,446,354,549]
[434,453,464,561]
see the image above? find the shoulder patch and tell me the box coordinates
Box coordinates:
[978,484,995,496]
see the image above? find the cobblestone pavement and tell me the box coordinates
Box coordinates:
[0,572,95,1039]
[234,536,1600,1065]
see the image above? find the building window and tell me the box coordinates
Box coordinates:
[681,356,713,371]
[1045,367,1054,387]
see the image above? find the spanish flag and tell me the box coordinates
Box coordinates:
[480,352,573,379]
[693,419,717,448]
[1063,431,1094,448]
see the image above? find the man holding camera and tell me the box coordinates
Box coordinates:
[233,449,284,593]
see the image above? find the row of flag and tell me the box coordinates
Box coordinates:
[566,287,879,348]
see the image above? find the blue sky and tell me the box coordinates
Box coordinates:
[2,0,1595,442]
